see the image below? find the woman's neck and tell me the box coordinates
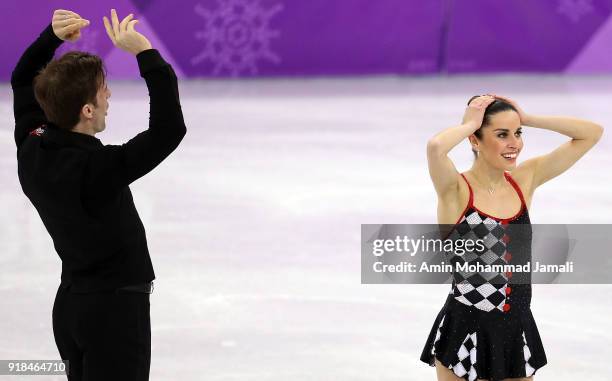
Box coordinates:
[469,159,507,187]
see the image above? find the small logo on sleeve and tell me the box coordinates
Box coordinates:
[29,125,47,136]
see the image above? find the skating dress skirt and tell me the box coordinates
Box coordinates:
[420,172,547,380]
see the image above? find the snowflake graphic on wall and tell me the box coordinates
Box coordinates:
[191,0,283,76]
[557,0,594,23]
[55,29,100,58]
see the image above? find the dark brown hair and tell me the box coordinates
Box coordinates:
[34,51,106,130]
[467,95,518,157]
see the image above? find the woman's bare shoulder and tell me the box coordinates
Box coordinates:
[437,172,470,224]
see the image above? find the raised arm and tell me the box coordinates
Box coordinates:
[497,95,604,189]
[83,10,186,193]
[11,10,89,148]
[427,95,495,197]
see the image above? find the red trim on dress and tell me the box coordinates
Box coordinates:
[504,171,527,207]
[458,172,526,224]
[442,172,528,240]
[452,173,473,226]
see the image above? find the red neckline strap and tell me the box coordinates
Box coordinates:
[460,173,474,208]
[458,172,526,223]
[503,171,527,207]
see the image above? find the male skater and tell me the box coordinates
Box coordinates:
[11,8,186,380]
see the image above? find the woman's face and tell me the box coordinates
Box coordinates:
[472,110,523,170]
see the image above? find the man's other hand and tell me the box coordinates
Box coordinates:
[103,9,152,56]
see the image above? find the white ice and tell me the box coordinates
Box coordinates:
[1,75,611,380]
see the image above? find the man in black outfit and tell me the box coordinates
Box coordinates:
[11,9,186,380]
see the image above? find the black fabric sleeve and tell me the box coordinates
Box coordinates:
[83,49,187,193]
[11,24,63,148]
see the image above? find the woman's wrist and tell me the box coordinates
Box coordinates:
[462,120,480,132]
[521,113,536,127]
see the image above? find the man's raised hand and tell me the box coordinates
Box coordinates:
[103,9,152,55]
[52,9,90,42]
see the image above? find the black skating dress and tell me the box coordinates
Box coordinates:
[420,172,547,380]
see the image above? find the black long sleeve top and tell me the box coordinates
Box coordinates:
[11,25,187,292]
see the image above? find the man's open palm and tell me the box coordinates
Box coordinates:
[103,9,152,55]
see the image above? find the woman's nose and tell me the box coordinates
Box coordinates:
[508,138,519,149]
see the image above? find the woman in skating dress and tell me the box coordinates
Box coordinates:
[420,94,603,381]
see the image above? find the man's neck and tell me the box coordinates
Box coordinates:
[71,123,96,137]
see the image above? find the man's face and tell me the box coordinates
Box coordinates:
[93,80,111,133]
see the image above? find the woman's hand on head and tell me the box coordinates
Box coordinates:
[462,95,495,129]
[491,94,530,125]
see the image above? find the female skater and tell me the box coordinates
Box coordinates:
[420,94,603,381]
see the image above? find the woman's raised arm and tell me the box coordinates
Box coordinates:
[426,95,494,197]
[497,95,604,189]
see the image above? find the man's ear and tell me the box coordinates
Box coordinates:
[81,103,94,120]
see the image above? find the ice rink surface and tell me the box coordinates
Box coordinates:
[1,75,611,380]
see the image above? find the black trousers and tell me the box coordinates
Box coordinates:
[52,284,151,381]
